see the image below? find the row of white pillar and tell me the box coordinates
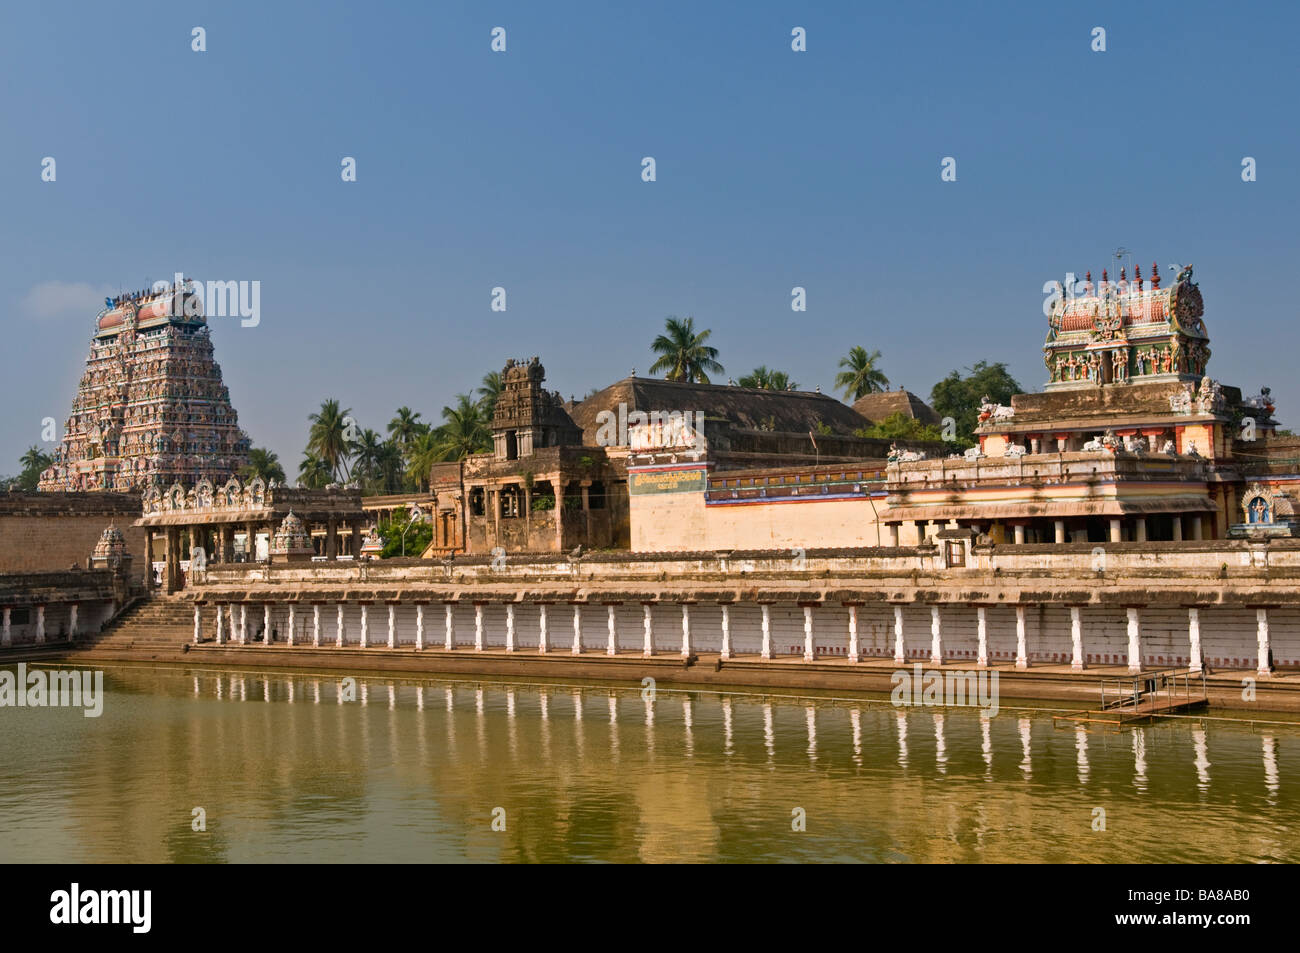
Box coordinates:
[197,602,1278,676]
[1,605,78,647]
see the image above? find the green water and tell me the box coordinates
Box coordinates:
[0,663,1296,863]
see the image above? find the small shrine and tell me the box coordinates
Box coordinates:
[1231,484,1299,538]
[89,524,132,573]
[269,510,315,564]
[359,527,386,559]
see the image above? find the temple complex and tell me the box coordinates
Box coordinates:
[37,278,251,492]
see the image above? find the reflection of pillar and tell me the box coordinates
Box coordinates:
[893,606,905,664]
[1187,607,1202,674]
[720,604,731,660]
[975,606,988,667]
[847,605,859,663]
[760,604,772,660]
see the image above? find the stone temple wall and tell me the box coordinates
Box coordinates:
[0,493,145,579]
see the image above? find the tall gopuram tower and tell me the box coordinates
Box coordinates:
[1044,262,1209,388]
[38,278,251,492]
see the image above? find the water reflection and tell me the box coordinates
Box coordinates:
[0,664,1296,863]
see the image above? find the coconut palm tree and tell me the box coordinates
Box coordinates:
[405,429,442,491]
[738,366,798,390]
[478,371,502,419]
[387,407,424,449]
[349,429,386,490]
[649,316,723,384]
[434,394,492,461]
[297,451,333,489]
[240,447,286,484]
[307,399,353,481]
[834,347,890,400]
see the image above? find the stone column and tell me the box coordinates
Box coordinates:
[803,605,816,661]
[606,604,617,656]
[388,603,397,649]
[893,606,905,664]
[681,604,692,659]
[760,604,772,660]
[326,517,338,559]
[350,523,361,559]
[312,604,321,647]
[264,603,272,645]
[474,603,484,651]
[32,606,43,643]
[1015,605,1028,669]
[1187,607,1202,674]
[847,605,859,663]
[1054,520,1065,544]
[538,604,548,654]
[359,604,369,648]
[193,605,201,645]
[1070,606,1084,671]
[69,604,78,642]
[1,607,9,647]
[505,604,515,652]
[1013,524,1026,545]
[1109,518,1122,543]
[886,523,900,547]
[1135,518,1148,542]
[976,606,988,667]
[288,605,296,647]
[143,532,154,591]
[216,603,225,645]
[239,604,248,644]
[581,481,592,545]
[445,603,455,650]
[1126,607,1142,674]
[929,606,942,665]
[642,603,654,657]
[227,605,236,645]
[1191,515,1204,541]
[720,604,731,661]
[336,603,345,647]
[1257,608,1271,676]
[1172,517,1183,542]
[571,604,582,654]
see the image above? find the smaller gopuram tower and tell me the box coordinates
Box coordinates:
[1044,262,1209,389]
[490,357,582,460]
[38,277,252,492]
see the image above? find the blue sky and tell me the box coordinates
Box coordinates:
[3,0,1297,474]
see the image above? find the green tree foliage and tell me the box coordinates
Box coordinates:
[297,451,333,488]
[387,407,425,449]
[929,361,1023,447]
[854,412,947,442]
[14,446,52,490]
[649,316,723,383]
[432,394,492,462]
[478,371,502,420]
[307,399,353,481]
[376,506,434,558]
[240,447,286,484]
[738,366,798,390]
[835,346,889,400]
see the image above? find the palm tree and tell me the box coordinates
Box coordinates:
[738,366,798,390]
[240,447,286,484]
[307,399,353,481]
[297,451,333,489]
[387,407,424,449]
[350,429,386,489]
[377,439,406,493]
[478,371,502,419]
[20,446,51,473]
[649,316,723,384]
[433,394,492,461]
[405,430,442,491]
[835,347,890,400]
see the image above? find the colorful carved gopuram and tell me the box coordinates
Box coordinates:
[37,278,251,492]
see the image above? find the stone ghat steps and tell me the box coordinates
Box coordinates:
[76,597,194,652]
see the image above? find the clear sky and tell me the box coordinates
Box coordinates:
[3,0,1297,475]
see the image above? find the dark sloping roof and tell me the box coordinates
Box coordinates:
[566,377,869,440]
[851,390,941,426]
